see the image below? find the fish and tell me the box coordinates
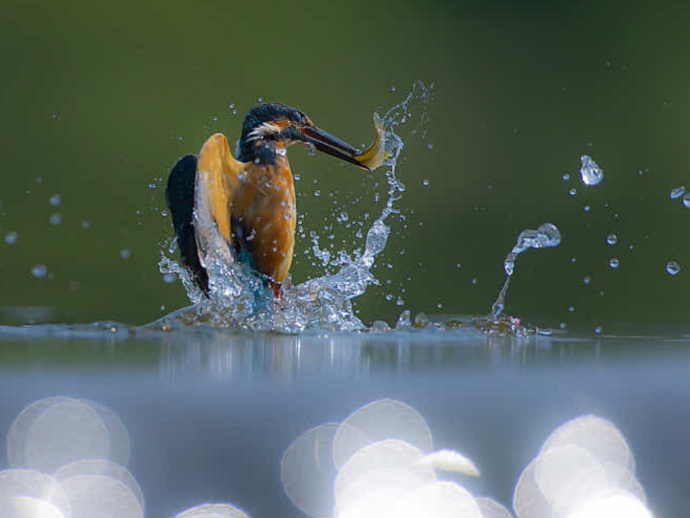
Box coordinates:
[354,113,388,171]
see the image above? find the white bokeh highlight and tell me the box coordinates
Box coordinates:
[513,415,652,518]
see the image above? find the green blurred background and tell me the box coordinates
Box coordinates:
[1,0,689,330]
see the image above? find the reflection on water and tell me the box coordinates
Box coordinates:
[0,326,689,517]
[281,399,653,518]
[0,393,655,518]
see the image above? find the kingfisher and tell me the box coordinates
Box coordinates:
[165,102,387,299]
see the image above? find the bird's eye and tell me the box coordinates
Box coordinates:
[293,111,304,124]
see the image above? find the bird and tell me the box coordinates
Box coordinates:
[165,102,387,300]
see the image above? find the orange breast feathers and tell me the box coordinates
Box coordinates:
[196,134,297,285]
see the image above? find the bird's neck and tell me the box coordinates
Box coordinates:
[238,139,287,167]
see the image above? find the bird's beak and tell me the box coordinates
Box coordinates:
[300,125,370,170]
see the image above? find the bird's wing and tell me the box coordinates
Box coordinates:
[165,154,210,295]
[194,133,244,268]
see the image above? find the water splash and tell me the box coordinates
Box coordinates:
[158,82,432,332]
[491,223,561,318]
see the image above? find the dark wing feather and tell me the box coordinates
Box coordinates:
[165,154,210,296]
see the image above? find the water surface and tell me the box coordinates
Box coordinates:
[1,327,688,517]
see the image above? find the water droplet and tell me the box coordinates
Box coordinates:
[670,186,685,199]
[606,233,618,245]
[119,248,131,260]
[666,261,681,275]
[81,221,91,229]
[427,143,434,150]
[370,320,390,332]
[583,275,591,285]
[569,188,577,196]
[559,322,567,329]
[580,155,604,186]
[609,257,620,269]
[471,278,478,285]
[562,173,570,181]
[5,231,18,245]
[422,179,430,186]
[396,310,411,328]
[683,193,690,208]
[49,194,61,206]
[455,263,461,269]
[583,205,591,212]
[568,306,575,312]
[337,212,348,223]
[294,172,301,181]
[31,264,48,278]
[163,273,176,284]
[414,312,429,327]
[594,326,603,335]
[49,213,62,226]
[313,190,321,197]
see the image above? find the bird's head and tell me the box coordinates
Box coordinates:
[237,102,367,169]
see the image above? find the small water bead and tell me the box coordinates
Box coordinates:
[683,193,690,208]
[666,261,681,275]
[81,221,91,229]
[49,213,62,226]
[594,326,603,335]
[583,275,591,285]
[606,234,618,245]
[119,248,132,260]
[396,310,411,328]
[569,188,577,196]
[609,257,620,269]
[49,194,62,206]
[370,320,390,333]
[313,190,321,197]
[163,273,176,284]
[5,231,18,244]
[583,205,591,212]
[31,264,48,278]
[422,179,430,186]
[580,155,604,186]
[670,186,685,199]
[562,173,570,181]
[568,306,575,312]
[413,312,429,327]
